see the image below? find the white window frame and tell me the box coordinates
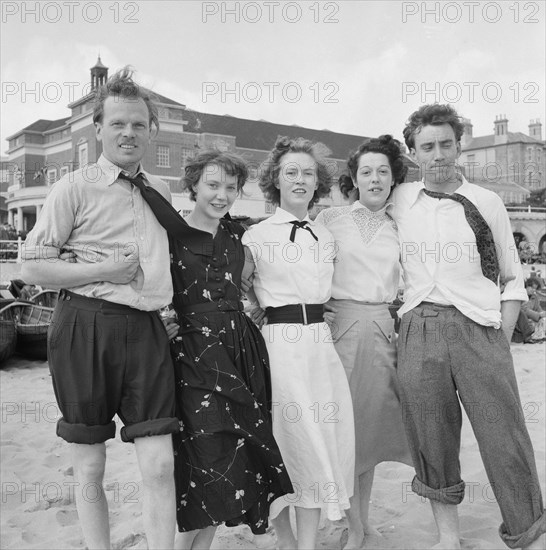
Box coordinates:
[47,168,57,186]
[78,142,88,169]
[157,145,170,168]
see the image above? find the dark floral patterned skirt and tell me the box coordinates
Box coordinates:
[171,309,293,534]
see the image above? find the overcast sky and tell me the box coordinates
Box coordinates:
[1,0,545,153]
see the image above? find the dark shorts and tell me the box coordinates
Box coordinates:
[48,290,179,444]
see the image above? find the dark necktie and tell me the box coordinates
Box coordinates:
[117,172,229,248]
[289,220,318,243]
[117,171,187,235]
[423,189,499,283]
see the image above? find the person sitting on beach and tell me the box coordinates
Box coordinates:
[391,103,545,549]
[21,68,179,549]
[521,278,546,342]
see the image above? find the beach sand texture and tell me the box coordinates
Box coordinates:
[1,343,544,549]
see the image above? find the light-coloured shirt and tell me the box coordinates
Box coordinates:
[23,155,173,311]
[315,201,400,302]
[390,177,526,328]
[241,207,335,308]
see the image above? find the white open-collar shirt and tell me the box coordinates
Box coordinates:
[390,178,526,328]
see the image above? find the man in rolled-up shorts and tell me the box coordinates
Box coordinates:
[22,67,178,549]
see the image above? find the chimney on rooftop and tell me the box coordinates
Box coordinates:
[461,117,473,148]
[529,119,542,141]
[494,114,508,144]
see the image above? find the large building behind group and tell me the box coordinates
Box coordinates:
[459,115,545,204]
[4,59,543,236]
[3,58,420,234]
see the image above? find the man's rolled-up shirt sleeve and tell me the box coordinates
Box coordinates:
[490,198,527,303]
[22,178,77,262]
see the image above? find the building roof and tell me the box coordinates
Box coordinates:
[21,118,70,133]
[183,110,373,160]
[150,91,185,108]
[464,132,544,151]
[6,117,71,140]
[68,87,186,111]
[473,179,530,195]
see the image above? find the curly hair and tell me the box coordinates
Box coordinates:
[403,104,464,150]
[339,135,407,199]
[93,66,159,133]
[525,278,541,289]
[259,136,333,208]
[182,149,248,201]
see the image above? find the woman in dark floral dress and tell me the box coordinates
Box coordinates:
[143,150,292,550]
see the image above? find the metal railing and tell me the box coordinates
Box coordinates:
[0,239,23,262]
[506,205,546,213]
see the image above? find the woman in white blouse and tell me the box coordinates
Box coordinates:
[242,137,355,550]
[315,135,413,549]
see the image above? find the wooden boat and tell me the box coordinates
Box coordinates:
[15,302,55,360]
[30,289,59,309]
[0,302,18,366]
[0,297,57,362]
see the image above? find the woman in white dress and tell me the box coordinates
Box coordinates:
[242,137,355,550]
[315,135,412,549]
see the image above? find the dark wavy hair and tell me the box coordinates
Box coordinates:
[259,136,333,208]
[338,135,407,199]
[525,278,540,289]
[182,149,248,201]
[403,104,464,150]
[93,66,159,134]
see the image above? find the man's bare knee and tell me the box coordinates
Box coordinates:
[135,435,174,485]
[71,443,106,482]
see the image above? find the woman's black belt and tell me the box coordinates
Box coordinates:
[177,300,243,314]
[265,304,324,325]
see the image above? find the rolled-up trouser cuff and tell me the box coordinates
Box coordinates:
[500,511,546,549]
[57,418,116,444]
[121,417,180,443]
[411,475,465,505]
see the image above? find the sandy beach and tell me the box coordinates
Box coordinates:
[1,342,544,550]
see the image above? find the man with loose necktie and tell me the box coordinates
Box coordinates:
[21,68,178,550]
[390,104,545,550]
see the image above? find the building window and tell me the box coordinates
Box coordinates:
[60,166,69,178]
[265,202,274,214]
[47,169,57,186]
[78,142,88,168]
[527,147,533,161]
[181,147,193,168]
[157,145,170,167]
